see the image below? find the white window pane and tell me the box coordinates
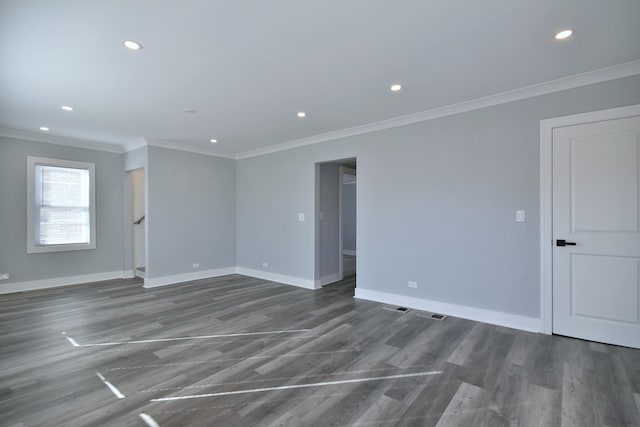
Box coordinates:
[35,165,90,207]
[39,207,90,245]
[34,164,91,246]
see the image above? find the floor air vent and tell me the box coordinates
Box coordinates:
[417,312,447,321]
[382,306,410,313]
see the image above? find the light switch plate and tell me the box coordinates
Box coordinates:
[516,210,525,222]
[298,213,305,221]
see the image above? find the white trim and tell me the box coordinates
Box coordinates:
[539,104,640,335]
[343,249,356,256]
[354,288,540,333]
[143,267,236,288]
[0,128,124,153]
[2,61,638,160]
[123,137,147,153]
[27,156,96,253]
[0,271,130,295]
[145,138,237,159]
[236,267,319,290]
[235,60,640,159]
[122,270,135,279]
[320,272,343,286]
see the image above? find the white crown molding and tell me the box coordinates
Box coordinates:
[145,138,237,159]
[354,288,540,333]
[3,61,638,160]
[235,59,640,160]
[123,137,148,153]
[0,271,131,295]
[0,128,125,154]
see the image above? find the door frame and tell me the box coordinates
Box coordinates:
[338,167,356,280]
[539,104,640,334]
[314,158,357,287]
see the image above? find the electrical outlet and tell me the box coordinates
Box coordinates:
[408,281,418,288]
[192,263,199,269]
[298,213,305,222]
[262,262,268,268]
[516,210,525,222]
[0,273,8,280]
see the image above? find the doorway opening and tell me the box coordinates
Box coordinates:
[315,158,357,291]
[130,168,146,279]
[540,104,640,349]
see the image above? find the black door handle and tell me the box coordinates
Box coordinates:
[556,239,577,247]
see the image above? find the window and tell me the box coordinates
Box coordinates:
[27,157,96,253]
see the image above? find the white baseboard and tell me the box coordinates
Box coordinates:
[143,267,236,288]
[343,250,356,256]
[320,272,343,286]
[122,270,135,279]
[236,267,319,290]
[354,288,540,333]
[0,271,131,295]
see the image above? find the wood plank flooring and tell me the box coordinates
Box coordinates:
[1,274,639,426]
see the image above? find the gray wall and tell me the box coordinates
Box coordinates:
[0,136,125,285]
[237,153,316,277]
[146,146,236,278]
[236,75,640,318]
[319,163,340,280]
[342,179,356,252]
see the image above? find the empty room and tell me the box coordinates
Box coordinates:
[1,1,640,426]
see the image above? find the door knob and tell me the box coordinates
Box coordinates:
[556,239,577,247]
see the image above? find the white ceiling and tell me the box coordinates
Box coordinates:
[1,0,639,156]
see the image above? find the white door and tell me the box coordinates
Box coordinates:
[552,116,640,348]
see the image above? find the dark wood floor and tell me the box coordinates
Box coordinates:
[1,274,639,426]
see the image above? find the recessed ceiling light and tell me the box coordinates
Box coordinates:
[39,126,49,131]
[390,84,403,92]
[123,40,143,50]
[297,112,307,118]
[555,29,573,40]
[61,105,73,111]
[210,139,218,144]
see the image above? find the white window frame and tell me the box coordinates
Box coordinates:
[27,156,96,253]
